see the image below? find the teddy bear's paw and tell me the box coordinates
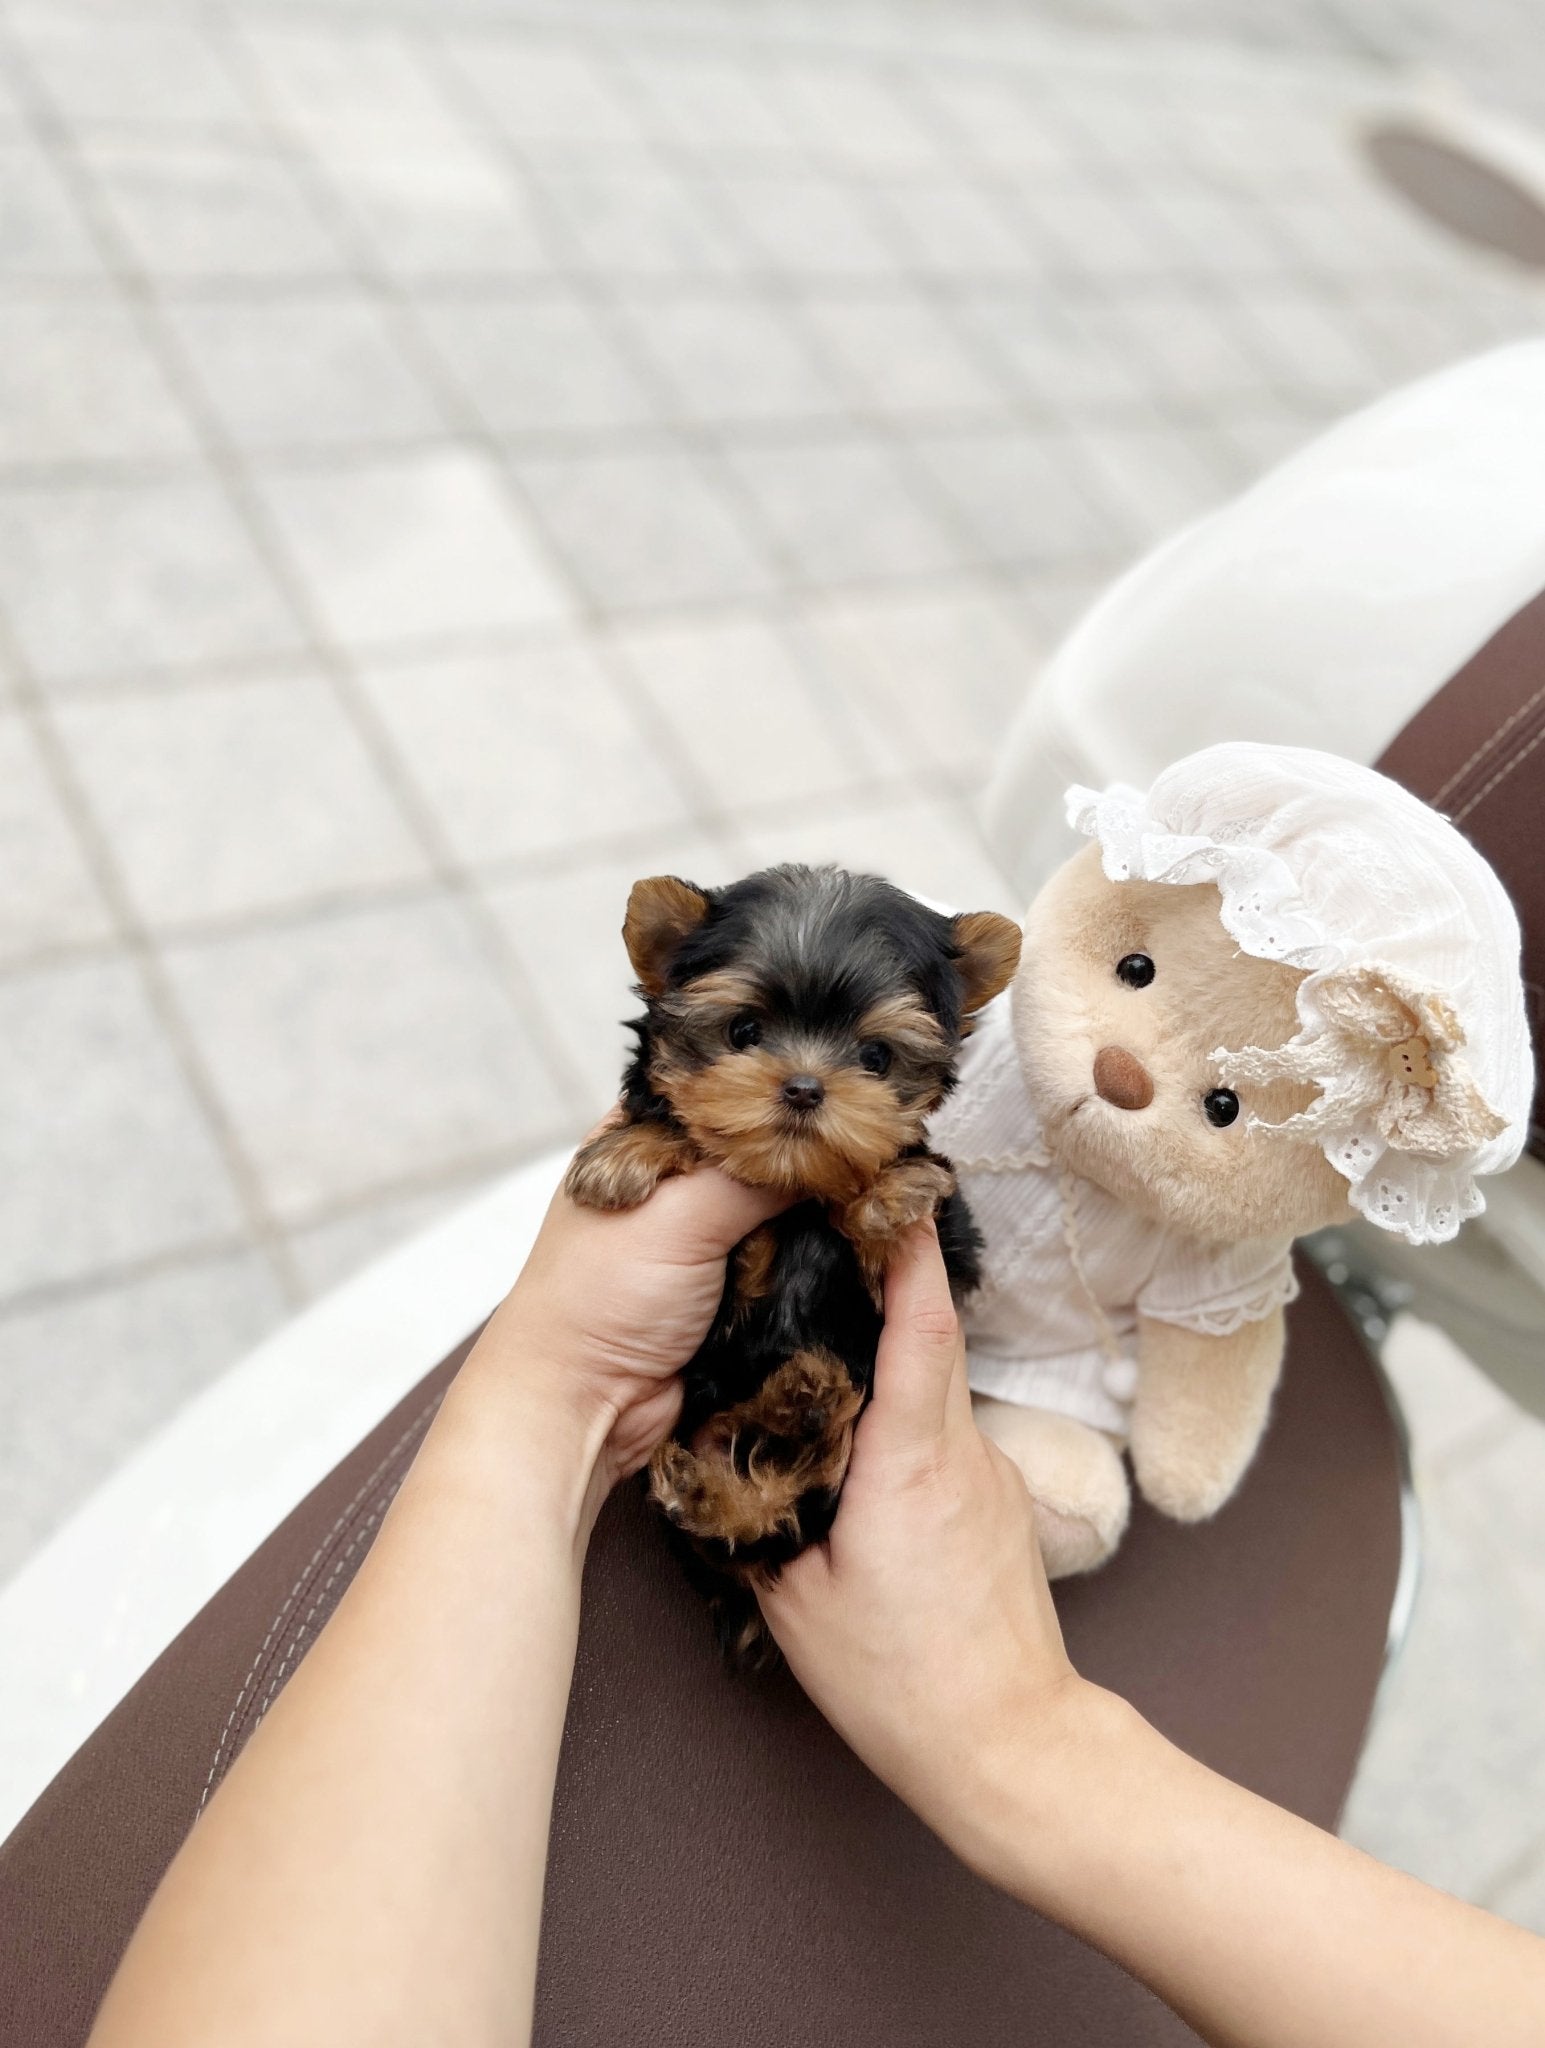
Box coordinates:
[972,1398,1130,1579]
[1030,1500,1124,1579]
[1128,1329,1281,1524]
[1128,1435,1247,1524]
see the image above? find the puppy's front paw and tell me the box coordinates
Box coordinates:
[843,1158,954,1245]
[563,1121,691,1210]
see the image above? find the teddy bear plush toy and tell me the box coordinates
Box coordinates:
[930,740,1532,1578]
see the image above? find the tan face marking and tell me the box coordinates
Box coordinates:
[854,992,949,1064]
[645,978,950,1196]
[661,1050,917,1200]
[670,967,765,1015]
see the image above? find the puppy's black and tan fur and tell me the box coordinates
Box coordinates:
[566,864,1021,1663]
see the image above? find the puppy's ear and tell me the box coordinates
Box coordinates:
[624,876,712,996]
[951,910,1022,1014]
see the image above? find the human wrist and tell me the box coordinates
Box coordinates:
[944,1678,1151,1904]
[427,1329,617,1553]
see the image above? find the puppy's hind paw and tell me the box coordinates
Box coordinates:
[648,1436,804,1552]
[650,1349,863,1554]
[649,1438,707,1529]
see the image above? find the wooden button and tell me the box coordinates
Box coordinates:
[1388,1035,1438,1089]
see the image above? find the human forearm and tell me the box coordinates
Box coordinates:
[87,1164,785,2048]
[88,1348,603,2048]
[762,1229,1545,2048]
[957,1683,1545,2048]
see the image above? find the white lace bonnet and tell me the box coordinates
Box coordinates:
[1066,741,1532,1246]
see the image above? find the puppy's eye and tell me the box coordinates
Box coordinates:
[858,1041,892,1078]
[726,1014,762,1051]
[1203,1088,1240,1128]
[1116,953,1155,989]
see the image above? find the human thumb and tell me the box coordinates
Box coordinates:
[641,1162,791,1262]
[863,1222,968,1453]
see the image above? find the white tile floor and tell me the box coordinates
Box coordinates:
[1,0,1544,1926]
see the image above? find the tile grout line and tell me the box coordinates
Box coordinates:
[197,1,740,1127]
[0,550,1117,705]
[182,0,1408,95]
[504,40,1153,595]
[0,14,311,1309]
[57,2,602,1142]
[413,21,1019,805]
[0,1231,286,1332]
[0,757,953,974]
[0,1129,549,1332]
[430,30,1360,587]
[211,12,963,916]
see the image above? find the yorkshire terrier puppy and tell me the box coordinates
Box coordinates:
[565,863,1021,1662]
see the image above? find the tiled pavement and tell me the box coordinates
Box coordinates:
[2,0,1545,1926]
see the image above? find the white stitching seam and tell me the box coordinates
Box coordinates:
[1431,679,1545,809]
[1453,715,1545,824]
[193,1395,442,1820]
[251,1501,395,1731]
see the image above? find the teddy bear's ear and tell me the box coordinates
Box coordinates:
[623,875,712,995]
[950,910,1023,1014]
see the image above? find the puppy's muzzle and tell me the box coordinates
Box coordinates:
[780,1073,825,1112]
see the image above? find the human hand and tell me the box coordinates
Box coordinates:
[756,1221,1094,1875]
[460,1140,786,1508]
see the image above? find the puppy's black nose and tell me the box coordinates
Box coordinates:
[781,1074,825,1111]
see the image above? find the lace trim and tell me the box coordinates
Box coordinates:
[1220,966,1506,1156]
[1319,1136,1485,1246]
[1140,1262,1301,1338]
[1066,782,1340,971]
[1066,782,1508,1248]
[955,1143,1052,1172]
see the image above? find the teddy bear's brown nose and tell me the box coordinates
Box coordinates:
[1092,1045,1154,1111]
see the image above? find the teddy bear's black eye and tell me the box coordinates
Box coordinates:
[1203,1088,1240,1128]
[1116,953,1155,989]
[858,1041,892,1077]
[727,1014,762,1051]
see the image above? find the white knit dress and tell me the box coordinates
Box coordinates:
[928,994,1298,1442]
